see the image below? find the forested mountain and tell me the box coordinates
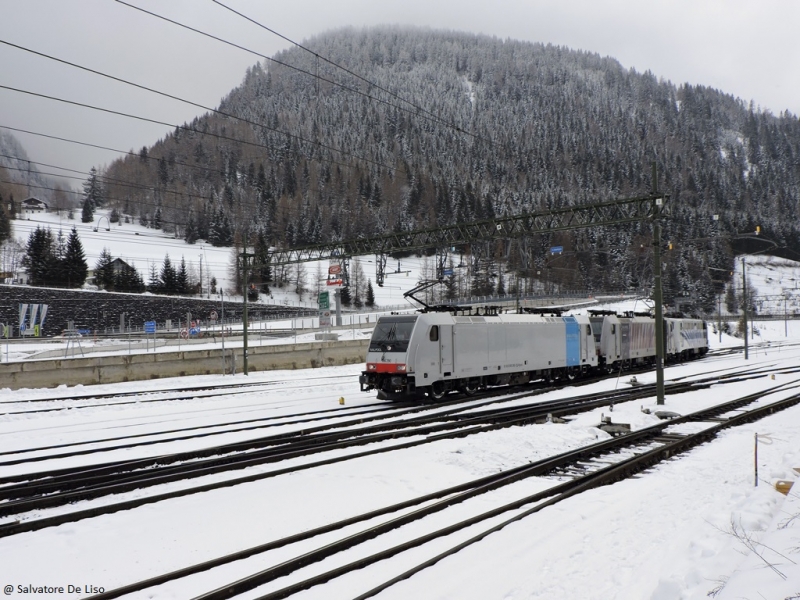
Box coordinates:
[102,26,800,311]
[0,129,54,204]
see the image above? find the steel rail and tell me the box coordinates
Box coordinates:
[87,384,790,600]
[0,367,785,518]
[247,391,800,600]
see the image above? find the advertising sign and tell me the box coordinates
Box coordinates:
[326,258,345,288]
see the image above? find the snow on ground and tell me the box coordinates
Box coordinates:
[7,208,433,309]
[0,321,798,599]
[4,225,800,598]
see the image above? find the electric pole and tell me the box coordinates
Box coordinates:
[240,250,255,375]
[653,163,666,405]
[742,257,748,360]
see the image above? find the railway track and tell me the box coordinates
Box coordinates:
[2,354,771,470]
[0,373,355,416]
[2,364,796,537]
[81,381,800,600]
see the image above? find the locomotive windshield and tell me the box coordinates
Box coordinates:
[369,316,417,353]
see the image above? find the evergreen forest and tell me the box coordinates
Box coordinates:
[100,26,800,312]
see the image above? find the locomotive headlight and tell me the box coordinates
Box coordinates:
[367,363,377,371]
[396,364,406,372]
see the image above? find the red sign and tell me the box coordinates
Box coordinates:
[328,264,342,275]
[326,279,343,286]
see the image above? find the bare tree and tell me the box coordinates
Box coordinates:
[293,262,308,300]
[314,262,324,299]
[0,239,24,281]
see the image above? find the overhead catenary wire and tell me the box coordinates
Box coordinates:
[0,15,504,217]
[208,0,489,144]
[0,81,390,224]
[0,63,390,178]
[0,150,329,229]
[0,36,459,224]
[0,123,244,181]
[115,0,488,145]
[0,9,519,253]
[0,124,318,226]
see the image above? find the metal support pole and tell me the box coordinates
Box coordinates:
[742,257,748,360]
[754,432,758,487]
[241,251,253,376]
[335,287,342,326]
[220,290,225,375]
[652,164,665,406]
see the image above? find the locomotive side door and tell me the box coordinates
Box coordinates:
[439,324,454,376]
[620,322,630,360]
[563,317,580,367]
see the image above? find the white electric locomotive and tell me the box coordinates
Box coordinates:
[360,308,708,400]
[360,309,598,400]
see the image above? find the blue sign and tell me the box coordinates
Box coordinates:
[78,328,91,335]
[189,327,200,336]
[144,321,157,334]
[549,246,563,255]
[443,268,454,276]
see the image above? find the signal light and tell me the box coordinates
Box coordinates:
[755,225,761,235]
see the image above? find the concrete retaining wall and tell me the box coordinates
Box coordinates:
[0,339,370,390]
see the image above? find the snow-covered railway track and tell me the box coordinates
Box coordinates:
[83,384,800,600]
[0,366,782,538]
[0,385,662,530]
[0,374,355,416]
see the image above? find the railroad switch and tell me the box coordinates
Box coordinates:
[597,414,631,436]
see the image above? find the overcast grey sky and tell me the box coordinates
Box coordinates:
[1,0,798,188]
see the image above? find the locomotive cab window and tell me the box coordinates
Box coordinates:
[429,325,439,341]
[368,317,416,353]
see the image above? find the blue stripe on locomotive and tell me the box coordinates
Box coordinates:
[563,316,580,366]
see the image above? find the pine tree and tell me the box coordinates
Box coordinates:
[159,254,177,294]
[62,226,88,288]
[81,197,94,223]
[725,283,738,313]
[94,248,115,290]
[82,167,104,210]
[148,263,160,292]
[339,285,352,307]
[496,270,506,296]
[177,257,189,294]
[365,279,375,307]
[0,197,10,245]
[184,211,198,244]
[116,263,145,293]
[253,229,271,294]
[23,226,55,286]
